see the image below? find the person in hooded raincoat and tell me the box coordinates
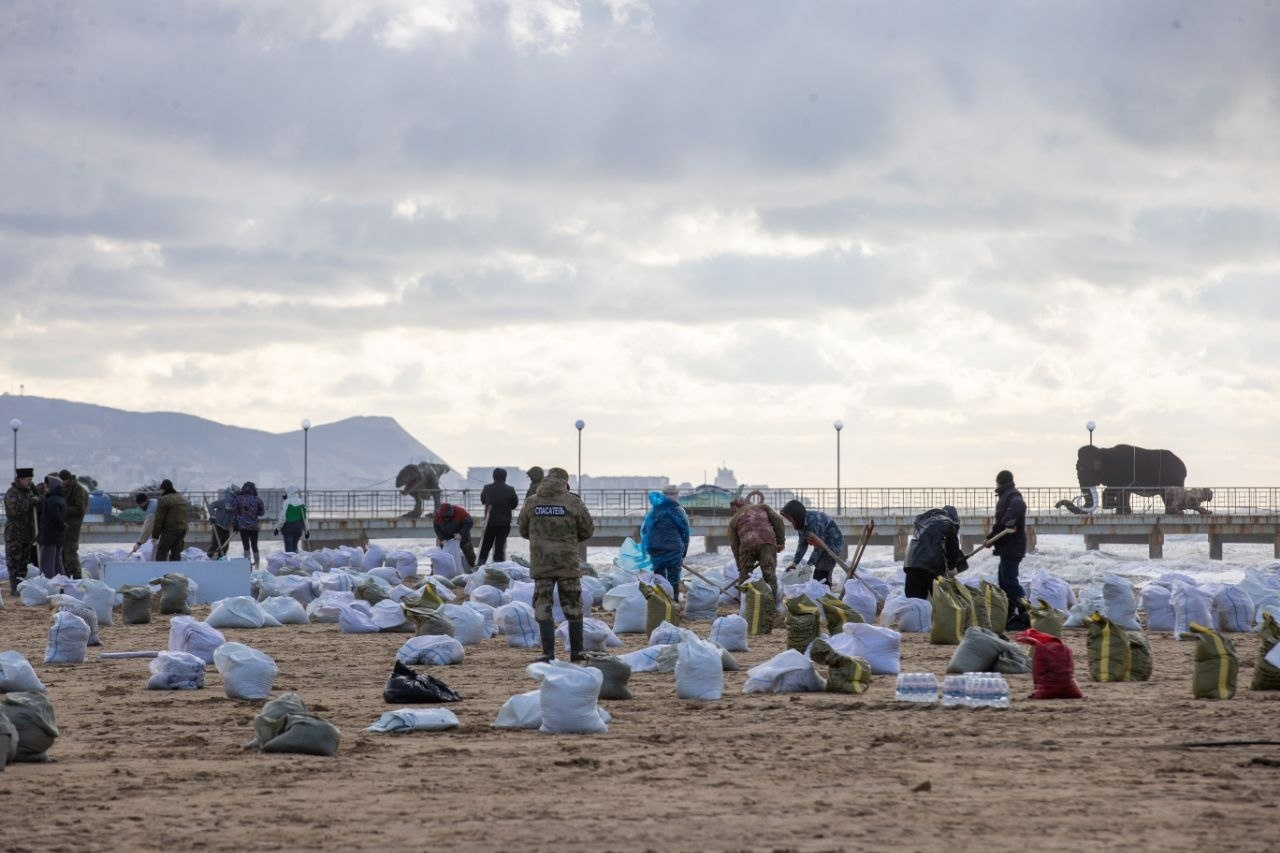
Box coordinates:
[641,484,691,599]
[780,499,844,586]
[206,484,238,559]
[234,482,266,569]
[525,466,545,499]
[903,505,966,599]
[274,485,309,553]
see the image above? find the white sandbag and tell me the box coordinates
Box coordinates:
[306,590,356,623]
[785,580,830,606]
[1027,569,1076,611]
[260,595,308,625]
[76,578,116,626]
[367,566,401,585]
[556,618,623,651]
[879,591,932,633]
[551,582,594,624]
[719,563,744,605]
[18,576,55,606]
[441,539,466,574]
[493,690,543,730]
[396,635,465,666]
[1172,581,1216,640]
[1139,584,1176,632]
[314,571,355,594]
[207,596,270,629]
[1100,572,1141,630]
[0,650,47,692]
[709,614,749,653]
[1063,583,1106,628]
[371,599,411,631]
[213,642,278,700]
[48,594,101,646]
[528,660,607,734]
[337,602,380,634]
[605,583,648,634]
[439,603,486,646]
[1215,585,1255,633]
[1238,567,1280,604]
[470,584,508,608]
[842,581,879,624]
[682,580,720,620]
[580,576,607,610]
[496,601,540,648]
[168,615,226,664]
[265,574,316,606]
[617,645,669,673]
[507,580,535,608]
[742,649,826,694]
[361,543,387,571]
[147,651,206,690]
[675,635,725,700]
[426,548,460,579]
[649,620,684,647]
[366,707,459,733]
[779,564,812,588]
[831,622,901,675]
[464,601,499,637]
[44,610,90,664]
[386,550,419,579]
[1152,571,1200,590]
[857,573,891,608]
[637,571,674,599]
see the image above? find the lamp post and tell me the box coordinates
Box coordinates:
[9,418,20,471]
[1086,420,1096,446]
[574,419,585,493]
[301,419,311,500]
[834,420,844,514]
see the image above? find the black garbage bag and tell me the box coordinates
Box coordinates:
[383,660,462,704]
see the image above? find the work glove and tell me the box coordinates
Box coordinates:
[954,556,969,574]
[273,528,280,536]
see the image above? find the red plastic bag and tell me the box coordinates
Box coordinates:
[1017,629,1084,700]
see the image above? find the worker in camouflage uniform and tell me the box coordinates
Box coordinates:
[59,469,88,579]
[517,466,595,663]
[728,497,787,603]
[4,467,40,595]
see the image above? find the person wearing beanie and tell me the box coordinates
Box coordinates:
[37,474,67,578]
[433,501,477,568]
[641,484,691,600]
[517,466,595,663]
[477,468,519,566]
[128,492,158,558]
[58,469,88,579]
[990,470,1029,630]
[525,466,545,499]
[780,498,845,586]
[4,467,40,593]
[903,506,966,599]
[151,478,190,562]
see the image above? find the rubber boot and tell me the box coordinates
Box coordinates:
[535,620,557,663]
[568,619,586,662]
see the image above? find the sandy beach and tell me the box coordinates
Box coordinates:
[2,581,1277,853]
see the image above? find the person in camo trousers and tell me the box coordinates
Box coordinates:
[517,466,595,663]
[728,496,788,603]
[59,469,88,578]
[4,467,40,594]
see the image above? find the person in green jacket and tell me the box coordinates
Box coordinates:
[151,479,189,562]
[274,485,310,553]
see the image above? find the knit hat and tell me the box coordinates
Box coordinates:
[527,466,545,482]
[134,492,149,506]
[995,470,1014,487]
[547,467,570,481]
[58,469,73,481]
[662,484,680,497]
[781,499,807,528]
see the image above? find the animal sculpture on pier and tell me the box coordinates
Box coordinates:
[1161,486,1214,516]
[1054,444,1187,515]
[396,462,451,518]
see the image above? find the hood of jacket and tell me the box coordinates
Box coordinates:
[536,476,569,499]
[492,468,507,483]
[241,481,258,496]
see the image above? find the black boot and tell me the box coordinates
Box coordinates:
[535,620,557,663]
[568,619,586,662]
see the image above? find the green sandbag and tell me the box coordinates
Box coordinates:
[1187,623,1238,700]
[119,585,153,624]
[151,573,191,615]
[1029,599,1065,637]
[247,693,340,757]
[930,577,975,645]
[0,713,18,765]
[1251,613,1280,691]
[785,597,822,653]
[810,638,871,694]
[740,580,776,635]
[819,594,861,634]
[0,692,59,762]
[483,567,511,590]
[1127,631,1153,682]
[640,583,678,634]
[719,647,740,672]
[1087,613,1132,683]
[585,653,632,700]
[354,580,388,606]
[977,580,1009,633]
[402,584,444,609]
[407,607,455,637]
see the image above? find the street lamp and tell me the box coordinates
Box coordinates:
[1086,420,1096,446]
[834,420,844,514]
[574,419,585,493]
[301,419,311,500]
[9,418,20,472]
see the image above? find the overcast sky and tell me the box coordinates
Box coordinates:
[2,1,1279,489]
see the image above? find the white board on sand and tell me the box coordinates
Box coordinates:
[103,560,252,605]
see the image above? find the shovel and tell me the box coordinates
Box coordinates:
[806,526,876,597]
[945,528,1014,579]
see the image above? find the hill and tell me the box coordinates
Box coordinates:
[0,394,464,491]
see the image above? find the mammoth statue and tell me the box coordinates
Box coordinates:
[1055,444,1187,515]
[396,462,451,518]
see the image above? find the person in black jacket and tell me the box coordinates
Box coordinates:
[477,468,519,566]
[903,506,966,599]
[990,470,1029,630]
[38,474,68,578]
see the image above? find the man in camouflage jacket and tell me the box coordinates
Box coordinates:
[517,466,595,662]
[4,467,40,594]
[59,469,89,578]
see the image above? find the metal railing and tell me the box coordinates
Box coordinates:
[4,486,1271,524]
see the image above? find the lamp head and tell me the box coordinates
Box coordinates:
[9,418,20,431]
[301,419,311,431]
[574,419,585,431]
[834,420,844,431]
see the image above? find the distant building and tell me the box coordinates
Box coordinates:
[714,466,738,490]
[574,474,668,492]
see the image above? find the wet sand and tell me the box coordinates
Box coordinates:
[2,596,1277,852]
